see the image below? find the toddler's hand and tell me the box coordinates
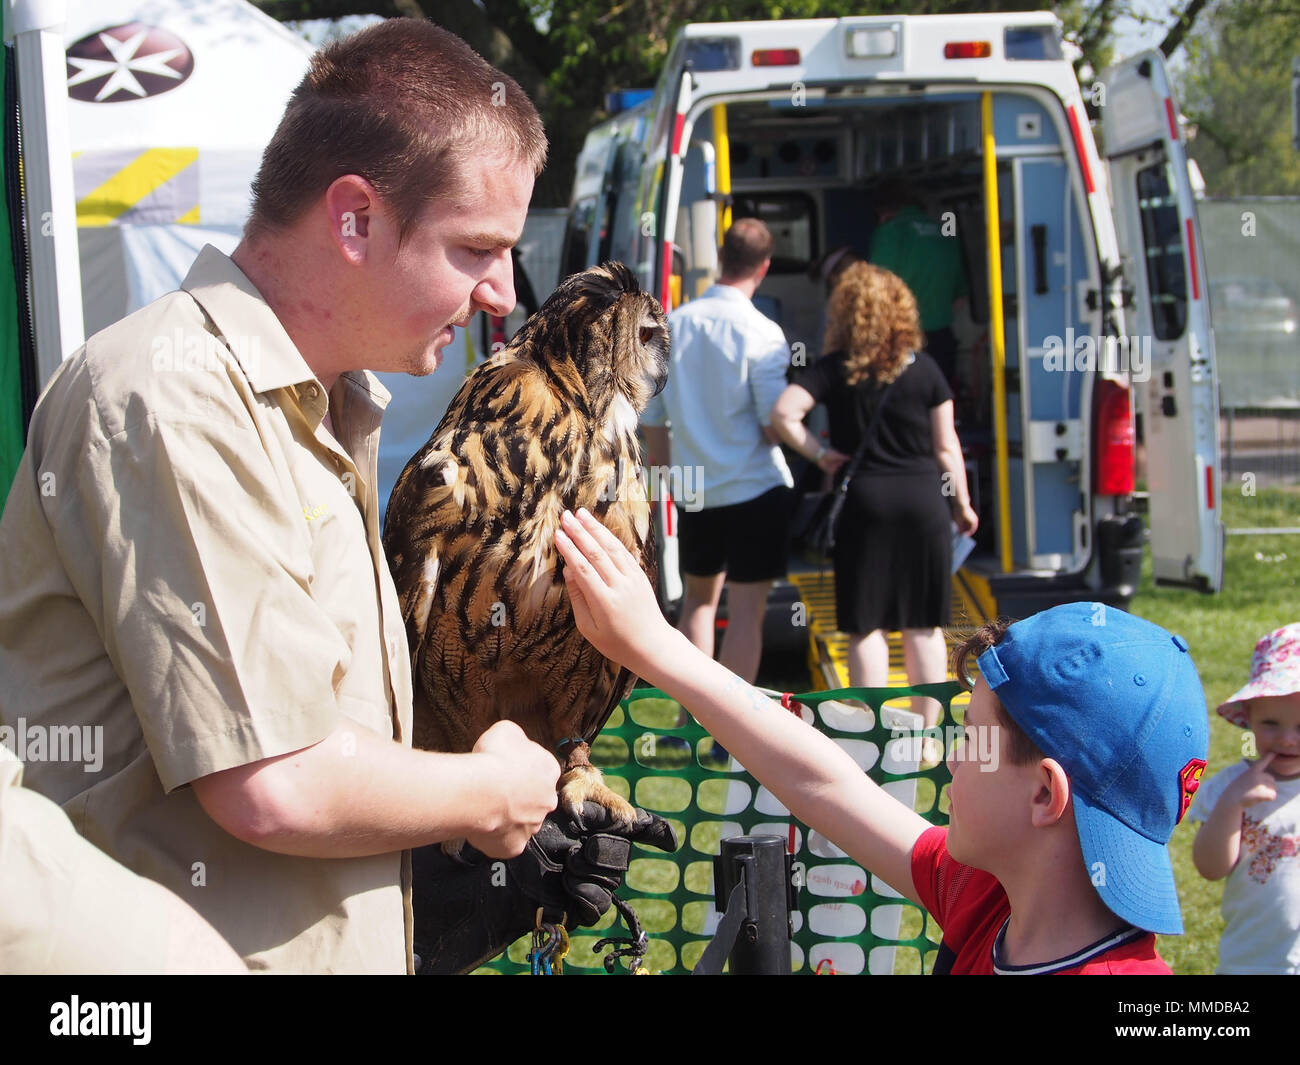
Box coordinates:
[1226,751,1279,810]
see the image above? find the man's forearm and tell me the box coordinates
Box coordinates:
[193,722,557,859]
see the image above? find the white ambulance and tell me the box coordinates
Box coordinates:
[563,12,1222,624]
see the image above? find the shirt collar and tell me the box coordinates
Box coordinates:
[179,244,393,419]
[701,282,753,305]
[991,918,1146,975]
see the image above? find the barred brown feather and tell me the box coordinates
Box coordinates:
[383,262,669,794]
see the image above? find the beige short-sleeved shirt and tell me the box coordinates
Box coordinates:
[0,245,414,973]
[0,746,246,973]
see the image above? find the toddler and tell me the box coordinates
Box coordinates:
[1191,623,1300,974]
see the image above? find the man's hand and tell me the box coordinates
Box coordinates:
[465,721,561,858]
[413,802,679,973]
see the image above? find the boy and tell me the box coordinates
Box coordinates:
[554,508,1209,973]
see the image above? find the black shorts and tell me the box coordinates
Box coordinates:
[677,485,792,583]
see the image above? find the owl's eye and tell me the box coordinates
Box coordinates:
[640,326,655,344]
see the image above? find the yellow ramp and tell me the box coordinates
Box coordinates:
[788,569,992,690]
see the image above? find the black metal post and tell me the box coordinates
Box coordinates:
[712,835,792,975]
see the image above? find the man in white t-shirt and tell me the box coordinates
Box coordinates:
[641,219,793,684]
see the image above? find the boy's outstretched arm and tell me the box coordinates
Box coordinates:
[555,508,929,906]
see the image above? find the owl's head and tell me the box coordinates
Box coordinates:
[511,261,669,413]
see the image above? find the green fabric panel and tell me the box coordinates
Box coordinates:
[0,45,24,506]
[480,681,964,975]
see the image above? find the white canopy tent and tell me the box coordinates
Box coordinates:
[63,0,313,333]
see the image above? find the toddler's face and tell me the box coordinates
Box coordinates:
[1245,693,1300,779]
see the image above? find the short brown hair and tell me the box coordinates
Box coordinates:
[952,617,1044,767]
[248,18,546,244]
[822,261,922,386]
[719,218,773,279]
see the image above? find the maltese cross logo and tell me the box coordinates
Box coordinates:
[66,23,194,104]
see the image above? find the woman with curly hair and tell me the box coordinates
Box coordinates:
[771,262,978,751]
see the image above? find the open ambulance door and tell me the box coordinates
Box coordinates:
[1101,50,1223,592]
[644,66,694,608]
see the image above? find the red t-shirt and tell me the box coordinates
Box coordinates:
[909,826,1171,974]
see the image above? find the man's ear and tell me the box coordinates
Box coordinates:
[1029,757,1071,828]
[323,174,377,265]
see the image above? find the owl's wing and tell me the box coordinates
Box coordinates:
[381,370,491,676]
[383,445,456,676]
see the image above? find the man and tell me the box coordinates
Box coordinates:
[868,180,969,387]
[0,19,561,974]
[641,219,793,684]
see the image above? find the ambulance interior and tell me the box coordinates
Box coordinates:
[675,89,1102,576]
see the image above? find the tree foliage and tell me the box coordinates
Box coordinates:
[250,1,1207,204]
[1177,0,1300,197]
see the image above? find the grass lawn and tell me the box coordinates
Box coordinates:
[1130,485,1300,974]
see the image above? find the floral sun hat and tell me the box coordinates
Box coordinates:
[1216,623,1300,728]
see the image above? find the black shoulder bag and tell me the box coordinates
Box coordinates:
[790,370,902,565]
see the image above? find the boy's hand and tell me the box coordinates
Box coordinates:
[555,508,674,678]
[466,721,560,857]
[1225,751,1279,810]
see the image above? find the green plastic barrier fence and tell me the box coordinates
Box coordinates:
[479,681,966,975]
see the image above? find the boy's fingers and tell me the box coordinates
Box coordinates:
[560,510,619,584]
[572,508,638,577]
[1255,750,1278,770]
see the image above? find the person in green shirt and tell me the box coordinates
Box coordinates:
[868,179,969,387]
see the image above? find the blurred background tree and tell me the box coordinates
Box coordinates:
[252,1,1214,205]
[1175,0,1300,196]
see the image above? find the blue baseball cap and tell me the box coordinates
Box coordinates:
[975,603,1209,935]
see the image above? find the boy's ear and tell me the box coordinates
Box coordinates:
[1029,758,1072,828]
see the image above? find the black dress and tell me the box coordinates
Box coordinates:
[794,350,953,633]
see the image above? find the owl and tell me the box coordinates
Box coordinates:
[383,261,670,832]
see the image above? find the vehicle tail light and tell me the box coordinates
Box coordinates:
[1095,379,1135,496]
[753,49,800,66]
[943,41,992,59]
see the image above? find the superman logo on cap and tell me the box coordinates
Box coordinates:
[1177,758,1207,823]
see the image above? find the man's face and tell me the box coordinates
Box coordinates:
[362,150,535,376]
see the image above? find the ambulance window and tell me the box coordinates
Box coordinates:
[731,193,817,273]
[1135,161,1187,341]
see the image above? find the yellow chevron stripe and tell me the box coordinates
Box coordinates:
[76,147,199,226]
[176,204,201,225]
